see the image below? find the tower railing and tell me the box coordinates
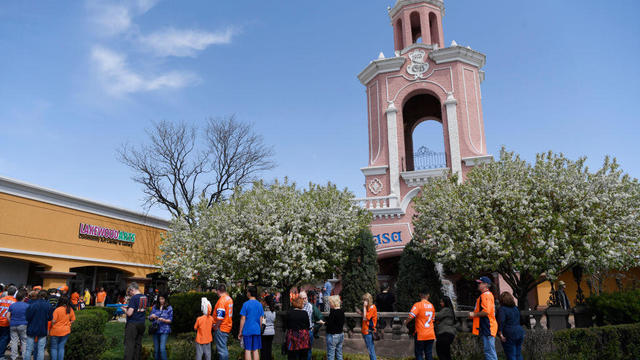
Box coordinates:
[413,146,447,170]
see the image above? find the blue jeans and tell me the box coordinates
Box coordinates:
[215,331,229,360]
[0,326,9,360]
[307,330,314,360]
[153,333,169,360]
[50,335,69,360]
[414,339,434,360]
[26,336,47,360]
[363,333,376,360]
[326,333,344,360]
[481,335,498,360]
[502,337,523,360]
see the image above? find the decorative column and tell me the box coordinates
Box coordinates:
[444,92,462,182]
[419,13,431,45]
[403,12,413,48]
[386,102,400,207]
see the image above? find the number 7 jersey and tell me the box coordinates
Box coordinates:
[408,299,435,341]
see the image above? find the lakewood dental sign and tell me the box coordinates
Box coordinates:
[79,223,136,245]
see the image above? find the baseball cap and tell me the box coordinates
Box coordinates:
[476,276,492,285]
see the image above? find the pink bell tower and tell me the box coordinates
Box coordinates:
[354,0,493,272]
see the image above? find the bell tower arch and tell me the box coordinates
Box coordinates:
[354,0,493,261]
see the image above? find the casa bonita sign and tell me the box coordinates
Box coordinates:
[79,223,135,245]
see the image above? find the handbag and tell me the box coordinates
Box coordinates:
[148,320,159,335]
[369,319,381,341]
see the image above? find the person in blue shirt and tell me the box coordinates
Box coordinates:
[148,293,173,360]
[8,289,29,360]
[25,290,52,360]
[322,280,332,312]
[238,286,264,360]
[497,292,524,360]
[124,283,149,360]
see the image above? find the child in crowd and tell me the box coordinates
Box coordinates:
[194,298,214,360]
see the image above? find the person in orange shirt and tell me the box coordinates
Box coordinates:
[356,293,377,360]
[194,298,213,360]
[0,285,17,357]
[469,276,498,360]
[96,288,107,307]
[70,291,80,310]
[403,290,436,360]
[213,284,233,360]
[50,296,75,360]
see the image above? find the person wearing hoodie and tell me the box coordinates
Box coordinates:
[194,298,214,360]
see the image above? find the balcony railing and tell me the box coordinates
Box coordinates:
[414,146,447,170]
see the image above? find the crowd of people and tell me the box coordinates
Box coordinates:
[0,277,525,360]
[0,284,77,360]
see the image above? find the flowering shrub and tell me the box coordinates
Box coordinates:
[412,148,640,308]
[160,179,371,295]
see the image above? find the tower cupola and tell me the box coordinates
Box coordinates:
[389,0,445,51]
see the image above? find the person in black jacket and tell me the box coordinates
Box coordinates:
[497,292,524,360]
[285,297,311,360]
[325,296,345,360]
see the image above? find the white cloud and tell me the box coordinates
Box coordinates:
[88,0,158,36]
[139,27,235,57]
[91,46,199,95]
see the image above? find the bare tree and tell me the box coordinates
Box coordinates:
[119,116,275,223]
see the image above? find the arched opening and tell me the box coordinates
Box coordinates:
[69,266,133,304]
[402,93,445,171]
[410,12,422,44]
[0,256,46,287]
[395,19,404,51]
[429,12,440,47]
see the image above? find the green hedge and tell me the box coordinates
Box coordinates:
[65,308,110,360]
[451,323,640,360]
[586,289,640,326]
[549,323,640,360]
[170,292,220,334]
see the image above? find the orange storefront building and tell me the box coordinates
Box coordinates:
[0,176,169,296]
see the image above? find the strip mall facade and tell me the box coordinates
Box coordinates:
[0,176,169,293]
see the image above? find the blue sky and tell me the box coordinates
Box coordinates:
[1,0,638,219]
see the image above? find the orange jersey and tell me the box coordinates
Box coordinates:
[0,296,16,327]
[214,295,233,333]
[361,305,377,335]
[70,292,80,305]
[472,290,498,337]
[408,300,436,341]
[50,307,76,337]
[194,314,213,344]
[96,291,107,303]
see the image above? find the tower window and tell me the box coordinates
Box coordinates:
[429,12,440,47]
[410,12,422,44]
[395,19,404,51]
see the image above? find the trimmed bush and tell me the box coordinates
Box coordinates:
[586,289,640,326]
[170,292,220,334]
[396,239,444,312]
[341,228,379,314]
[65,309,110,360]
[549,323,640,360]
[451,323,640,360]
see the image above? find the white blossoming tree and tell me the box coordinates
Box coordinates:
[160,179,371,306]
[412,148,640,309]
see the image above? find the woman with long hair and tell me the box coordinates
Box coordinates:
[49,295,75,360]
[357,293,377,360]
[284,297,311,360]
[261,295,277,360]
[149,293,173,360]
[435,296,457,360]
[497,292,524,360]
